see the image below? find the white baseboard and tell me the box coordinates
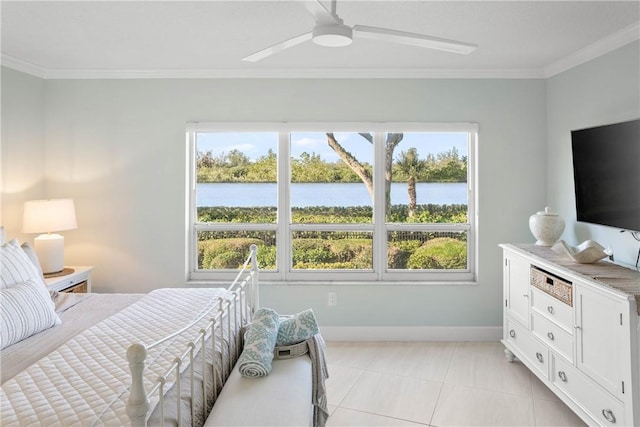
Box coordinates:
[320,326,502,342]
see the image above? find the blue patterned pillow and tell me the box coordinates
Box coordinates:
[276,309,320,346]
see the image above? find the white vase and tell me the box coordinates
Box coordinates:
[529,207,565,246]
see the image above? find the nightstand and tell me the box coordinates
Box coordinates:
[44,266,94,293]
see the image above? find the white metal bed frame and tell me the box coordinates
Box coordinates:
[126,245,259,427]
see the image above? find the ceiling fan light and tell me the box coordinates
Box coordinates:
[312,24,353,47]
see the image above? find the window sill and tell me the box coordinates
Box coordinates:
[185,279,478,287]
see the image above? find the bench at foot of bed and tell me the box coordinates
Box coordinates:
[205,356,313,426]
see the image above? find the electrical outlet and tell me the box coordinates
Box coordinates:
[328,292,338,306]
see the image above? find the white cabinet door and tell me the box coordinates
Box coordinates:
[575,282,627,400]
[504,252,530,328]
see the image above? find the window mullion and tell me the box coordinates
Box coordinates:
[278,131,291,279]
[373,131,387,279]
[187,131,197,279]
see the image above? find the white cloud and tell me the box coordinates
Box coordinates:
[293,137,324,148]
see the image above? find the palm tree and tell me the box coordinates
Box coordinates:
[396,148,423,217]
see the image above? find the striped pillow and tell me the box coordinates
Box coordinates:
[1,239,46,289]
[21,242,44,278]
[1,278,61,349]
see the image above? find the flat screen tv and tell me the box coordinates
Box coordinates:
[571,118,640,232]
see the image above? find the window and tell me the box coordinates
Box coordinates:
[187,123,477,283]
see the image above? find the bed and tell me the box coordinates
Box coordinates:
[1,230,260,426]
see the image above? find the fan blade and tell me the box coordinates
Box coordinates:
[242,32,313,62]
[353,25,477,55]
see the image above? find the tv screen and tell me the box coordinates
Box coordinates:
[571,119,640,232]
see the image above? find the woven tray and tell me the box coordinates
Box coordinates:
[273,340,309,360]
[44,267,75,278]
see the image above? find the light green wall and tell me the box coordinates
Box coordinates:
[3,42,636,328]
[3,70,551,327]
[1,67,46,236]
[38,77,546,327]
[547,40,640,267]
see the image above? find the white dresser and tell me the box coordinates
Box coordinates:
[500,243,640,427]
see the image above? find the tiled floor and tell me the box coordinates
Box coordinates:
[324,341,587,427]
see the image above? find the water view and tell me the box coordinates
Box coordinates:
[197,182,467,207]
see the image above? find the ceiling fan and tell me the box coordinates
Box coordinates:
[242,0,477,62]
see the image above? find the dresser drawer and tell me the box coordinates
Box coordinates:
[505,318,549,378]
[552,355,624,426]
[530,287,573,331]
[531,311,574,363]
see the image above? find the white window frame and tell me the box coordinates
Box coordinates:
[187,122,477,284]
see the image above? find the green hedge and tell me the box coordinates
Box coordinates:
[196,205,468,270]
[198,236,466,271]
[198,204,467,224]
[198,238,263,269]
[292,238,372,269]
[407,238,467,269]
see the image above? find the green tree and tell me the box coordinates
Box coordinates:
[292,151,336,182]
[431,147,467,182]
[246,149,276,182]
[395,148,424,217]
[197,151,215,169]
[226,149,250,166]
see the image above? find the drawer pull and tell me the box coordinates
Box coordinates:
[558,371,567,382]
[547,332,554,341]
[522,293,529,298]
[602,409,616,423]
[536,352,544,363]
[509,329,516,338]
[547,305,554,315]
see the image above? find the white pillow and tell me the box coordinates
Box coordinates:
[1,278,61,350]
[21,241,44,278]
[0,226,6,244]
[1,239,46,289]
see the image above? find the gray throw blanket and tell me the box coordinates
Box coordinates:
[307,334,330,427]
[237,308,280,377]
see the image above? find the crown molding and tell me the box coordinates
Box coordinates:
[1,54,47,79]
[544,21,640,78]
[37,67,544,79]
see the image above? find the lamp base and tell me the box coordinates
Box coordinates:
[34,234,65,275]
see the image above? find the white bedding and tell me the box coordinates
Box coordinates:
[1,287,230,426]
[1,292,143,384]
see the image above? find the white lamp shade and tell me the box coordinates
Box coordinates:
[22,199,77,233]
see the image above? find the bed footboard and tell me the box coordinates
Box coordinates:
[126,245,258,427]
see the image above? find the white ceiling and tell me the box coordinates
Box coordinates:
[2,0,639,79]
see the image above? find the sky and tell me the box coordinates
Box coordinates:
[196,131,468,163]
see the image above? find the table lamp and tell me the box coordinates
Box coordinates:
[22,199,78,274]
